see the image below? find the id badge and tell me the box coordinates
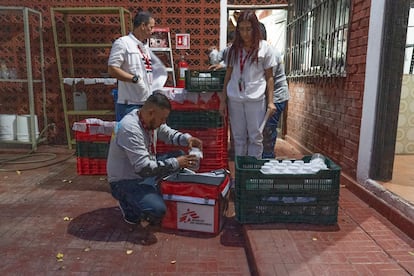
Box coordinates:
[148,72,153,85]
[238,78,244,92]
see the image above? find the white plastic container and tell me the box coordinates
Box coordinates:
[73,91,87,111]
[0,114,17,141]
[16,115,39,142]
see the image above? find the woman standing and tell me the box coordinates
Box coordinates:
[219,10,276,159]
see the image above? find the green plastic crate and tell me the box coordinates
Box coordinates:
[185,70,225,92]
[76,141,109,159]
[167,110,223,129]
[234,156,341,225]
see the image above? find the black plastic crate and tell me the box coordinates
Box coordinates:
[234,156,341,225]
[167,110,223,129]
[185,70,225,92]
[76,141,109,159]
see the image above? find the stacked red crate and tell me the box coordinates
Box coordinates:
[157,127,228,172]
[73,119,114,175]
[157,92,228,172]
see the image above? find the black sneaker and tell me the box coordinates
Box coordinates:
[142,213,162,226]
[118,202,138,225]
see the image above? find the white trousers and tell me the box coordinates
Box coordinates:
[228,99,266,159]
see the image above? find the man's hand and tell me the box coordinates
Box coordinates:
[176,155,199,169]
[188,137,202,150]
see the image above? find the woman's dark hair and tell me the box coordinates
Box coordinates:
[226,10,263,65]
[133,10,153,28]
[145,91,171,110]
[259,22,267,40]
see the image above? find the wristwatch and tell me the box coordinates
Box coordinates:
[131,75,139,83]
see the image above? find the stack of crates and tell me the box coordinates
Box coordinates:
[234,156,341,225]
[157,72,228,173]
[73,120,114,175]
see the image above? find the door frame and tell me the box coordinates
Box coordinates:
[358,0,410,183]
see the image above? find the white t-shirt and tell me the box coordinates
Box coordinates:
[226,40,276,102]
[108,33,167,105]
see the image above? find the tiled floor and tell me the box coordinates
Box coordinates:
[0,142,414,275]
[381,155,414,205]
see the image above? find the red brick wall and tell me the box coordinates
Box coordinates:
[0,0,223,144]
[2,0,371,187]
[287,0,370,177]
[0,0,288,144]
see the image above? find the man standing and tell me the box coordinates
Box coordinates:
[259,23,290,159]
[107,92,202,226]
[108,9,167,121]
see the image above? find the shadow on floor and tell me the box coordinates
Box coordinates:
[67,207,159,246]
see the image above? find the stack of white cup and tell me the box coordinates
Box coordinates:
[260,154,328,174]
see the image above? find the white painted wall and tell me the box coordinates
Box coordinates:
[219,0,228,51]
[357,0,386,182]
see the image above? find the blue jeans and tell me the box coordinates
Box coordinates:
[116,103,142,121]
[109,150,184,223]
[262,101,287,159]
[110,180,166,224]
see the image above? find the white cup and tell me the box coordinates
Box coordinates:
[189,147,203,171]
[294,160,304,165]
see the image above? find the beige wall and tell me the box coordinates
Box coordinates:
[396,74,414,154]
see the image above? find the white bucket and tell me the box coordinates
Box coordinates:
[73,91,87,111]
[16,115,39,142]
[0,114,17,141]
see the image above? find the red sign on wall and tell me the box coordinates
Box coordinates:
[176,33,190,49]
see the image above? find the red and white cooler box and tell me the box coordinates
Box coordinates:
[161,170,231,235]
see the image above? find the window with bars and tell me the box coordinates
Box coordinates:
[285,0,350,78]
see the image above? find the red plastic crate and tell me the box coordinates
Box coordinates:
[155,123,228,172]
[160,127,227,146]
[198,159,229,173]
[156,142,228,173]
[170,92,221,111]
[73,120,114,142]
[75,130,111,142]
[76,157,107,175]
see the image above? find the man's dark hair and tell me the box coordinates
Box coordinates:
[145,92,171,110]
[133,10,153,28]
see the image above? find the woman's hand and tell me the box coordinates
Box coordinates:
[218,88,227,118]
[208,63,224,71]
[268,102,277,115]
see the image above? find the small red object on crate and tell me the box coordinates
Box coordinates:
[161,171,230,234]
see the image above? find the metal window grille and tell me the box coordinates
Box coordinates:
[286,0,350,78]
